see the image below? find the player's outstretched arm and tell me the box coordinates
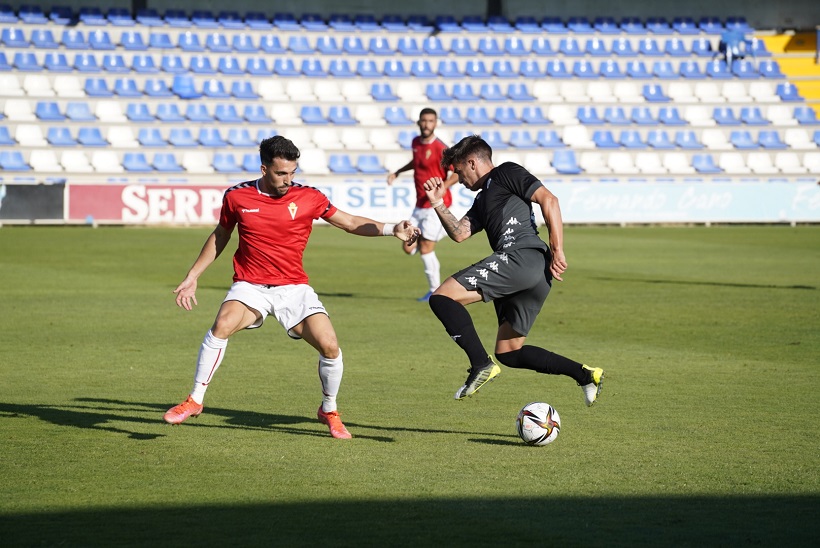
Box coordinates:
[423,177,475,243]
[531,186,567,282]
[325,210,420,244]
[173,224,232,310]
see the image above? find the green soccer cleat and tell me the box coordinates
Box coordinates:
[580,365,605,407]
[454,360,501,400]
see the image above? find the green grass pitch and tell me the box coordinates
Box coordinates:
[0,225,818,547]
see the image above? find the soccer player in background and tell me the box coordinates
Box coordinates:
[387,108,459,302]
[164,136,420,438]
[422,135,605,405]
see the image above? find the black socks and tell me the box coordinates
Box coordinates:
[496,345,586,384]
[428,295,491,368]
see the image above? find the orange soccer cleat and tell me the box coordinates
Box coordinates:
[163,395,203,425]
[317,406,352,439]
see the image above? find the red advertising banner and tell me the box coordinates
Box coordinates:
[67,184,228,224]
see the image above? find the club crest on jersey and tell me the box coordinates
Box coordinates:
[425,150,432,160]
[288,202,298,220]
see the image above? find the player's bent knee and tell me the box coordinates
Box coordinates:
[495,350,522,368]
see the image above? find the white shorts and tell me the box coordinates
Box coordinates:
[223,281,327,339]
[410,206,447,242]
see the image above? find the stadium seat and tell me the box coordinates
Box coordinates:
[198,128,227,147]
[369,37,393,55]
[143,78,173,98]
[766,105,798,126]
[189,55,216,74]
[14,52,41,72]
[509,130,537,148]
[652,61,677,79]
[679,60,705,79]
[552,150,582,174]
[507,83,534,101]
[658,107,686,125]
[231,81,258,99]
[426,83,451,102]
[675,130,704,149]
[663,152,695,174]
[593,130,619,148]
[774,152,808,174]
[647,130,675,149]
[706,60,732,79]
[397,37,421,55]
[183,103,211,122]
[740,107,770,125]
[578,106,604,125]
[385,106,412,125]
[599,60,624,78]
[759,60,785,79]
[635,152,667,175]
[701,129,732,150]
[522,106,551,125]
[213,153,242,173]
[619,130,646,149]
[74,53,101,73]
[35,101,65,121]
[47,127,76,146]
[719,152,751,174]
[452,83,478,101]
[298,106,325,125]
[357,154,386,174]
[0,151,30,171]
[607,152,640,175]
[794,106,820,125]
[631,107,657,126]
[610,37,635,56]
[138,128,167,147]
[560,81,589,102]
[585,37,608,56]
[722,81,752,103]
[545,60,571,78]
[23,74,54,97]
[733,60,758,79]
[95,100,126,123]
[492,60,517,78]
[153,153,184,172]
[466,107,493,125]
[464,60,490,78]
[783,128,815,149]
[113,78,140,97]
[108,126,138,148]
[168,128,197,147]
[690,36,715,57]
[777,83,804,102]
[30,150,63,172]
[273,58,299,76]
[603,107,629,125]
[243,105,270,124]
[329,106,357,125]
[729,130,759,149]
[695,82,723,103]
[482,130,508,150]
[758,130,787,149]
[573,60,597,78]
[103,54,129,73]
[714,107,741,125]
[562,125,593,148]
[19,5,47,24]
[242,153,261,172]
[440,107,466,125]
[89,30,114,50]
[638,37,662,56]
[31,28,58,49]
[15,124,47,146]
[805,151,820,171]
[354,59,379,78]
[643,84,669,102]
[421,36,447,56]
[301,58,327,77]
[206,32,230,52]
[558,37,583,56]
[78,127,108,147]
[202,79,229,98]
[328,154,357,174]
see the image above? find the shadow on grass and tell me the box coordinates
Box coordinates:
[1,495,817,547]
[593,276,816,291]
[0,398,517,444]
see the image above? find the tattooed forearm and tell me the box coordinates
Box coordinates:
[434,204,470,241]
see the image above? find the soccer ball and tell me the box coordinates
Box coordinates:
[516,402,561,446]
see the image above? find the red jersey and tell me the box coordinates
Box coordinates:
[411,136,453,209]
[219,180,337,286]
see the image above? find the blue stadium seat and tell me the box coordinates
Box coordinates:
[199,128,227,147]
[185,103,213,122]
[214,153,242,173]
[103,54,129,73]
[522,106,551,125]
[384,106,412,125]
[462,15,487,32]
[245,12,271,30]
[758,60,784,78]
[631,107,657,126]
[217,11,244,29]
[232,34,257,53]
[504,37,528,56]
[758,130,787,149]
[530,37,553,55]
[600,60,624,78]
[509,130,537,148]
[0,126,14,144]
[136,9,163,26]
[514,16,540,33]
[611,37,635,56]
[440,107,466,125]
[44,53,71,72]
[329,106,357,125]
[546,60,570,78]
[585,38,608,56]
[675,131,703,149]
[329,154,357,174]
[170,75,200,99]
[626,61,650,79]
[74,53,101,73]
[679,60,705,79]
[397,130,415,149]
[169,128,198,147]
[288,35,313,54]
[2,27,28,47]
[126,103,154,122]
[191,10,219,28]
[567,16,593,33]
[369,37,393,55]
[536,130,563,148]
[698,17,723,34]
[541,17,567,33]
[465,60,491,78]
[552,150,582,174]
[301,106,327,124]
[231,81,258,99]
[466,107,493,125]
[673,16,699,34]
[178,32,204,51]
[138,128,167,147]
[593,130,618,148]
[507,83,534,101]
[0,52,10,70]
[272,12,300,30]
[371,83,398,101]
[0,4,18,23]
[604,107,630,125]
[410,60,435,78]
[31,28,58,48]
[692,154,722,174]
[519,59,544,78]
[647,130,675,149]
[357,155,386,174]
[706,60,732,79]
[384,59,409,77]
[418,36,445,56]
[482,130,508,149]
[558,37,583,56]
[0,151,30,171]
[453,83,479,101]
[156,103,184,122]
[725,16,752,32]
[487,15,513,33]
[665,38,689,57]
[66,102,95,121]
[343,36,367,55]
[356,60,381,77]
[78,127,108,146]
[355,13,381,31]
[164,9,189,27]
[578,106,604,125]
[47,127,77,146]
[89,30,115,50]
[300,13,327,31]
[426,83,451,102]
[396,37,421,55]
[107,8,134,26]
[643,84,670,102]
[491,106,519,126]
[594,16,620,34]
[256,129,277,142]
[776,83,803,102]
[316,36,341,55]
[246,58,272,76]
[730,130,758,149]
[646,17,672,34]
[619,130,646,149]
[114,78,141,97]
[658,107,686,125]
[450,36,475,56]
[478,37,503,55]
[691,37,715,57]
[273,58,299,76]
[190,55,216,74]
[794,106,820,125]
[437,60,462,78]
[652,61,677,79]
[329,13,355,31]
[748,37,771,57]
[327,59,353,77]
[260,35,285,53]
[161,55,186,74]
[714,107,741,125]
[153,153,184,172]
[14,52,41,72]
[492,60,517,78]
[382,14,407,31]
[206,33,231,53]
[435,15,459,32]
[84,77,112,97]
[61,29,87,50]
[215,104,243,123]
[218,56,244,75]
[301,58,327,77]
[740,107,769,125]
[638,37,662,56]
[18,5,47,24]
[732,60,758,79]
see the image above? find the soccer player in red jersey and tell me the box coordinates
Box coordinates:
[164,136,419,438]
[387,108,459,301]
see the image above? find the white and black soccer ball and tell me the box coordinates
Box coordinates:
[516,402,561,446]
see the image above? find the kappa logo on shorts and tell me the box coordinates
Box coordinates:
[486,261,499,272]
[503,242,514,249]
[498,253,509,264]
[506,217,520,225]
[503,228,514,235]
[476,268,490,279]
[466,276,478,287]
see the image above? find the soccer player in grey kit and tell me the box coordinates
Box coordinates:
[422,135,605,404]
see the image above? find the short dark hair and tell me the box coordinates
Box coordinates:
[441,134,492,170]
[259,135,300,166]
[419,107,438,118]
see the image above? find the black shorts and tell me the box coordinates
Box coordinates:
[453,247,552,336]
